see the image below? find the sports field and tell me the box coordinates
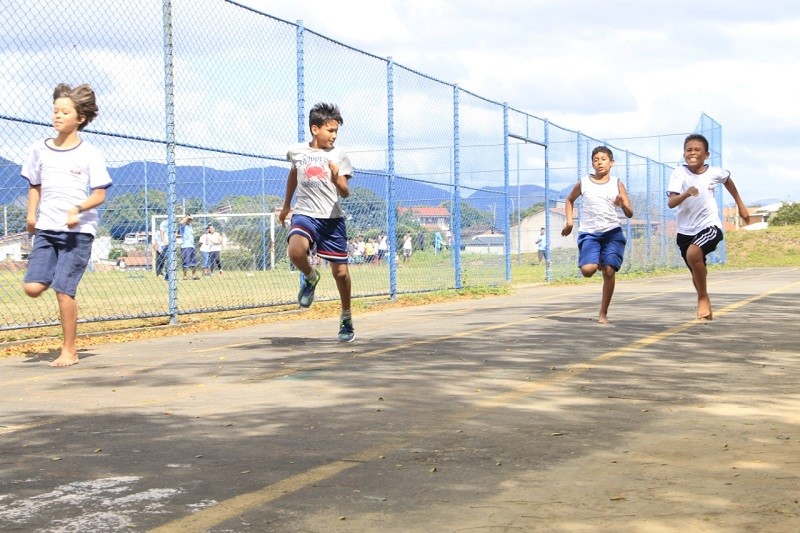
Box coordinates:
[1,267,798,531]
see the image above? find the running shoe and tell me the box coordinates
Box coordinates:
[297,270,320,308]
[338,317,355,342]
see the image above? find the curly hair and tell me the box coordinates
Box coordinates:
[53,83,99,130]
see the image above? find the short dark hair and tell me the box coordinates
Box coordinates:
[591,146,614,161]
[309,102,343,130]
[684,133,709,152]
[53,83,99,130]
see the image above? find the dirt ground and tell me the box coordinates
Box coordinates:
[1,267,799,532]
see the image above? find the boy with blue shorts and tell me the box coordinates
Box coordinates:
[279,102,355,342]
[562,146,633,324]
[22,83,112,366]
[667,133,750,320]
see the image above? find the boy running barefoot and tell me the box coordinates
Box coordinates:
[667,134,749,320]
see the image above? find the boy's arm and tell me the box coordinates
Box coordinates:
[67,188,107,228]
[26,184,41,234]
[561,182,581,236]
[724,177,750,225]
[279,167,298,225]
[329,161,350,198]
[667,186,699,209]
[615,182,634,218]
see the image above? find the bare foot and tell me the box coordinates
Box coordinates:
[49,353,79,367]
[697,296,712,320]
[598,315,610,324]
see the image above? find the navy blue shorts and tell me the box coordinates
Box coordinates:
[577,226,627,271]
[24,230,94,298]
[677,226,723,266]
[288,214,349,264]
[182,247,198,268]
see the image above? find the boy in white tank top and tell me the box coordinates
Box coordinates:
[562,146,633,324]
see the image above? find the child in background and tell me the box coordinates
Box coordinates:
[562,146,633,324]
[279,102,355,342]
[667,133,749,320]
[22,83,112,367]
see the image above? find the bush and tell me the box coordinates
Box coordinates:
[769,202,800,226]
[108,248,126,260]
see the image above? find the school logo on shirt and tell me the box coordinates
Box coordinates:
[70,167,83,176]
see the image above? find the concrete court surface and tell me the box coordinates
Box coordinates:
[1,267,799,532]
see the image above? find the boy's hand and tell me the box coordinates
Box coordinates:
[685,186,699,197]
[278,207,291,226]
[613,195,625,207]
[26,217,37,234]
[739,207,751,226]
[561,223,573,237]
[328,160,340,181]
[66,207,80,228]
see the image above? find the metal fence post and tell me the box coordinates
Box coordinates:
[387,57,397,299]
[162,0,178,324]
[503,103,511,282]
[452,84,462,289]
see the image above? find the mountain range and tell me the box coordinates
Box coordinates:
[0,157,555,215]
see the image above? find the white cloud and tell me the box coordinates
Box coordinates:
[253,0,800,201]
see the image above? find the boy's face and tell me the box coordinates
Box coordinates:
[310,120,340,149]
[683,140,709,169]
[52,97,84,135]
[591,152,614,176]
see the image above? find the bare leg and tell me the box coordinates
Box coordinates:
[686,244,712,320]
[598,265,616,324]
[330,262,351,312]
[287,235,313,277]
[579,264,598,277]
[51,291,79,367]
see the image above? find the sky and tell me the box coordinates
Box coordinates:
[249,0,799,204]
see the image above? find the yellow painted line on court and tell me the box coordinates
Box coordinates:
[150,278,800,533]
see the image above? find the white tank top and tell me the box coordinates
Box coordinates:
[578,174,622,234]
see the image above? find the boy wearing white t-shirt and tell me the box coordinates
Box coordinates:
[562,146,633,324]
[279,102,355,342]
[667,133,750,320]
[22,83,112,367]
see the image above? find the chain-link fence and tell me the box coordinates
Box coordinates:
[0,0,722,330]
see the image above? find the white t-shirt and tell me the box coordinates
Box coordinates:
[206,231,222,252]
[198,233,211,253]
[22,138,112,236]
[578,175,622,234]
[158,219,170,247]
[667,164,729,235]
[286,142,353,219]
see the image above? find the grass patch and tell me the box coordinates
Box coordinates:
[4,227,799,358]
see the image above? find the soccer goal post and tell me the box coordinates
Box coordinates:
[151,212,277,272]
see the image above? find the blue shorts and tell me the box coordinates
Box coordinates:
[24,230,94,298]
[577,227,627,271]
[182,247,198,268]
[677,226,723,267]
[288,214,348,264]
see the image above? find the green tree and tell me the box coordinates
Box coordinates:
[103,190,170,237]
[440,201,492,230]
[341,186,386,235]
[511,202,545,224]
[769,202,800,226]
